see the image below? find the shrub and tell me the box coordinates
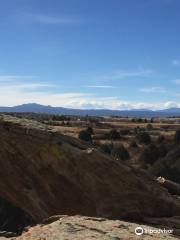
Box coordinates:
[134,126,140,134]
[111,144,130,161]
[134,126,145,134]
[140,144,159,165]
[157,135,165,144]
[129,140,138,148]
[86,126,94,135]
[100,143,113,155]
[137,118,143,123]
[120,129,130,136]
[109,129,121,140]
[174,130,180,144]
[158,143,168,158]
[140,143,168,165]
[150,118,154,123]
[146,123,153,131]
[151,147,180,183]
[136,132,151,145]
[78,130,92,142]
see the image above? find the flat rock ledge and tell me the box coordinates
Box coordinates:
[1,215,178,240]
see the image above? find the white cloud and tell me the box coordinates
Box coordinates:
[0,83,179,110]
[1,83,54,90]
[85,85,115,88]
[139,87,166,93]
[64,100,180,110]
[0,75,35,82]
[97,68,153,81]
[0,74,178,110]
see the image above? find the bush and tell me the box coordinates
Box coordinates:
[100,143,113,155]
[174,130,180,144]
[86,126,94,135]
[134,126,145,134]
[151,147,180,183]
[146,123,153,131]
[157,135,165,144]
[158,143,168,158]
[150,118,154,123]
[78,130,92,142]
[134,126,140,134]
[109,129,121,140]
[144,118,147,123]
[129,140,138,148]
[111,144,130,161]
[120,129,130,136]
[137,118,143,123]
[140,143,168,165]
[140,144,159,165]
[136,132,151,145]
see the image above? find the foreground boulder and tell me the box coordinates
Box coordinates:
[0,115,180,224]
[15,215,179,240]
[157,177,180,196]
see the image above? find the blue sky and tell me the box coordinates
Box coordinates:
[1,0,180,109]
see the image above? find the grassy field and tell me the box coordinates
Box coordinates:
[44,116,179,169]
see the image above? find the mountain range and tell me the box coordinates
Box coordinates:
[0,103,180,117]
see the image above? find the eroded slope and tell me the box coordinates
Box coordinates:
[0,115,180,224]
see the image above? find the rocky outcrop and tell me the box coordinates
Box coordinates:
[157,177,180,196]
[0,115,180,226]
[15,215,179,240]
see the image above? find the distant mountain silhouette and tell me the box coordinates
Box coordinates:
[0,103,180,117]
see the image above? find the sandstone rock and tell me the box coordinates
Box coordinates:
[144,216,180,236]
[0,115,180,225]
[157,177,180,196]
[16,215,179,240]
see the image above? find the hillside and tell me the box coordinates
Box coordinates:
[0,115,180,238]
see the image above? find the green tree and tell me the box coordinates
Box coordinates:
[129,140,138,148]
[109,129,121,140]
[146,123,153,131]
[86,126,94,135]
[136,132,151,145]
[100,143,113,155]
[140,144,159,165]
[78,130,92,142]
[111,144,130,161]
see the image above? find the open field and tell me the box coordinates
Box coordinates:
[6,113,180,169]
